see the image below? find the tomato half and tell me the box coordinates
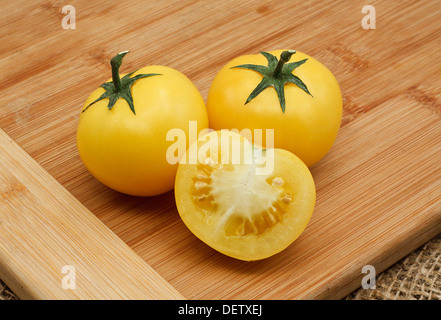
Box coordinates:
[206,49,342,167]
[175,130,316,261]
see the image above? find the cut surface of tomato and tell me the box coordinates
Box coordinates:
[175,131,316,261]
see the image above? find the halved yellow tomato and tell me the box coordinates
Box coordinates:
[174,130,316,261]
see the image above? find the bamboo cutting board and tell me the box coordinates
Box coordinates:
[0,0,440,299]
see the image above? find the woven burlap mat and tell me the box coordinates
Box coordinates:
[1,233,440,300]
[347,233,441,300]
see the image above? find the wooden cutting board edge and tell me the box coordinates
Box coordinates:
[314,213,441,300]
[0,128,184,300]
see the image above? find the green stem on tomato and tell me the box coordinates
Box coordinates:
[231,50,311,113]
[110,51,129,92]
[273,50,296,78]
[82,51,161,115]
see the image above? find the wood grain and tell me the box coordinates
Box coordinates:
[0,0,440,299]
[0,128,183,299]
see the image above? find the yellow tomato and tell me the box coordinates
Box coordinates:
[206,49,342,167]
[175,130,316,261]
[77,51,208,196]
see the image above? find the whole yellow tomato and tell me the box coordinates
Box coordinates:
[77,51,208,196]
[206,49,342,167]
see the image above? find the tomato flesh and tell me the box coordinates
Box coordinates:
[175,131,316,261]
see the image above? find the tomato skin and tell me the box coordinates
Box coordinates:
[175,130,316,261]
[77,65,208,196]
[206,49,342,167]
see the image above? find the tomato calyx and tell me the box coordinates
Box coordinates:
[82,51,161,115]
[232,50,312,113]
